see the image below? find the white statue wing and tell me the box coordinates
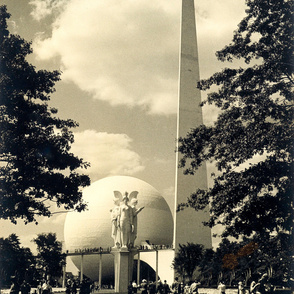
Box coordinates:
[113,191,123,201]
[129,191,139,202]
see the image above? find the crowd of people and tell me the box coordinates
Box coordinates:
[126,272,275,294]
[7,272,279,294]
[9,278,31,294]
[8,277,95,294]
[127,277,201,294]
[65,278,96,294]
[9,278,52,294]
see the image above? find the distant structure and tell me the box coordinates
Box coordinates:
[64,176,174,283]
[174,0,212,250]
[64,0,213,284]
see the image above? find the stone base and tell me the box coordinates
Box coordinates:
[111,248,137,293]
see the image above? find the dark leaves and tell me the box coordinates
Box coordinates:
[178,0,293,240]
[0,6,90,224]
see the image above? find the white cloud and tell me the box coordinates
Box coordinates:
[195,0,247,85]
[32,0,246,115]
[29,0,68,21]
[33,0,180,115]
[71,130,145,177]
[7,20,18,34]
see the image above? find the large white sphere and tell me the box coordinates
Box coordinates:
[64,176,173,281]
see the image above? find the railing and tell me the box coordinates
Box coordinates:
[64,244,174,256]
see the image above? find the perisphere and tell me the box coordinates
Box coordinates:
[64,176,173,282]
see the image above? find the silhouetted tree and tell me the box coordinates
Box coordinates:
[173,243,204,282]
[198,248,216,286]
[0,5,90,224]
[33,233,65,283]
[0,234,36,288]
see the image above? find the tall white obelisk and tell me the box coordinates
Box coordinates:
[174,0,212,251]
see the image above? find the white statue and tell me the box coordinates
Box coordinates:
[130,198,144,246]
[119,192,134,248]
[111,191,141,249]
[110,197,121,248]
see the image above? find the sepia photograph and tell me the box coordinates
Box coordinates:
[0,0,292,293]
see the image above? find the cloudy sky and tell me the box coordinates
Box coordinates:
[0,0,247,257]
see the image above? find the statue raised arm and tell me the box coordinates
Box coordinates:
[130,196,144,246]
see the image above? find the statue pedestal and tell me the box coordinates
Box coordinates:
[111,247,136,293]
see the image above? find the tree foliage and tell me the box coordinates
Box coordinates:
[33,233,65,282]
[173,243,204,282]
[0,234,36,288]
[0,6,90,224]
[196,236,293,287]
[178,0,293,241]
[198,248,216,286]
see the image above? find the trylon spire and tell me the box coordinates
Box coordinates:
[174,0,212,250]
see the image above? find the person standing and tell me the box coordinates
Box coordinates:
[148,281,156,294]
[132,281,138,294]
[218,281,226,294]
[41,280,49,294]
[141,279,148,294]
[190,280,200,294]
[65,279,71,294]
[238,281,245,294]
[71,280,77,294]
[157,280,163,294]
[171,277,180,294]
[183,284,190,294]
[162,280,171,294]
